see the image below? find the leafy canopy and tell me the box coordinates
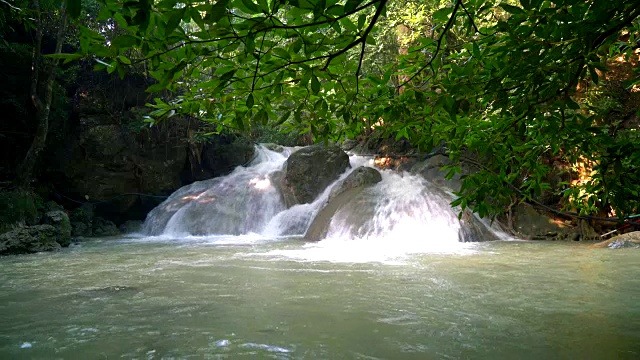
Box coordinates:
[66,0,640,219]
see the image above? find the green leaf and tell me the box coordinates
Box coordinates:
[219,69,236,82]
[357,14,366,30]
[239,0,259,13]
[207,0,229,23]
[311,74,321,94]
[273,48,291,60]
[291,39,303,54]
[472,42,481,58]
[246,93,255,108]
[344,0,362,14]
[276,111,291,125]
[500,4,525,15]
[432,7,453,23]
[234,115,246,131]
[118,55,132,65]
[365,35,376,45]
[301,68,312,87]
[245,35,255,54]
[166,8,185,34]
[66,0,82,20]
[111,35,139,48]
[566,98,580,110]
[45,53,83,63]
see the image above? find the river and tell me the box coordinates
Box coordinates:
[1,236,639,359]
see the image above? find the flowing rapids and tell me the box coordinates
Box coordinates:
[0,239,639,358]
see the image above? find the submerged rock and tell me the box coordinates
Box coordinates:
[282,144,350,206]
[608,239,640,249]
[0,225,61,255]
[592,232,640,249]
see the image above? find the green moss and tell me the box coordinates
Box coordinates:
[0,190,40,232]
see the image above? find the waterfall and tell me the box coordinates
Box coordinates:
[142,146,290,236]
[142,145,494,247]
[322,172,461,242]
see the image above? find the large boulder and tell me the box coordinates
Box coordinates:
[509,203,595,240]
[592,232,640,249]
[282,145,351,206]
[43,210,72,247]
[305,167,382,241]
[511,203,565,240]
[328,167,382,201]
[0,225,61,255]
[458,208,500,242]
[410,154,461,192]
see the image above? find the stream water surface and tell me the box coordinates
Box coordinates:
[1,236,639,359]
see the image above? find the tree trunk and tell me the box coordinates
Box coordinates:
[15,0,68,188]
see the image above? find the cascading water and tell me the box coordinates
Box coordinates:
[142,146,291,236]
[323,172,461,242]
[142,144,493,256]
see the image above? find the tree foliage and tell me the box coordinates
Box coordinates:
[65,0,640,219]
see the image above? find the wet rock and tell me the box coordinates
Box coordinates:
[340,139,359,151]
[119,220,143,234]
[283,144,350,206]
[262,143,285,153]
[607,239,640,249]
[304,186,369,241]
[304,167,382,241]
[43,210,72,247]
[92,217,120,237]
[44,201,65,212]
[410,154,461,191]
[70,204,94,238]
[0,225,61,255]
[511,203,568,240]
[458,209,500,242]
[329,167,382,201]
[592,232,640,249]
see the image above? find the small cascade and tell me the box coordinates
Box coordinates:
[142,144,497,251]
[323,172,461,243]
[142,146,290,236]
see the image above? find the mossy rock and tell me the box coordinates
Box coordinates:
[0,225,61,256]
[92,217,120,237]
[0,190,41,232]
[43,211,72,247]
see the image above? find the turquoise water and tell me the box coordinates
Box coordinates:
[0,237,639,359]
